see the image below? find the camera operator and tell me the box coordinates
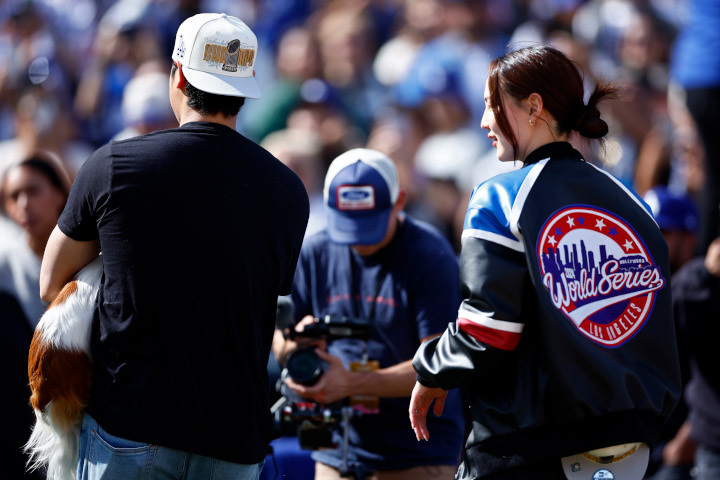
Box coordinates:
[273,148,464,480]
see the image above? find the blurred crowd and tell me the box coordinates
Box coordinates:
[1,0,710,254]
[1,0,719,477]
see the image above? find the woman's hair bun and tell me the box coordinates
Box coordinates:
[574,104,608,139]
[573,82,616,139]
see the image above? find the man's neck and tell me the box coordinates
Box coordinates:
[177,106,238,130]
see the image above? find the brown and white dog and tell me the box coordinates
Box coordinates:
[25,257,102,480]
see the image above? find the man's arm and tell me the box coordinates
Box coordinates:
[40,225,100,302]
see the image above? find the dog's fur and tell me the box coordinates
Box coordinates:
[25,257,102,480]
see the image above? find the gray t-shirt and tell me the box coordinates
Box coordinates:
[0,236,45,327]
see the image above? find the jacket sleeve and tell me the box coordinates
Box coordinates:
[413,186,531,390]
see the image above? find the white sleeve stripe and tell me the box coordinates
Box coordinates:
[461,229,525,252]
[589,163,659,227]
[458,307,525,333]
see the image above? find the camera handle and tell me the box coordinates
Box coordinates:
[339,406,353,476]
[338,406,373,480]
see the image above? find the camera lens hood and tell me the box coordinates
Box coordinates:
[285,346,324,386]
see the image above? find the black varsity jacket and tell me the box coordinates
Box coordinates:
[413,142,681,479]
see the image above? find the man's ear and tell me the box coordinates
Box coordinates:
[174,63,188,90]
[394,190,407,213]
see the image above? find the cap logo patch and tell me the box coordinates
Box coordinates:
[337,185,375,210]
[593,469,615,480]
[202,40,255,69]
[537,205,665,347]
[222,39,241,71]
[176,35,186,58]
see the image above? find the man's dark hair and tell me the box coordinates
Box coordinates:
[171,64,245,117]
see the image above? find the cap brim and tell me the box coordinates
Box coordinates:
[561,443,649,480]
[326,208,392,245]
[183,67,260,99]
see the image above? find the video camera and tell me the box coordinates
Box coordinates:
[273,301,376,458]
[283,315,371,387]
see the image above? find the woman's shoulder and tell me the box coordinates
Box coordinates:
[467,164,538,211]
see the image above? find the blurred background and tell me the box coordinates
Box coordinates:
[2,1,719,478]
[1,0,714,256]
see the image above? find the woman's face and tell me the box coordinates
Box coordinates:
[480,79,532,162]
[2,164,65,242]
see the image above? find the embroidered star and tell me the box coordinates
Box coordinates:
[548,235,557,246]
[566,217,575,228]
[608,227,618,237]
[554,227,563,236]
[623,239,635,251]
[577,216,585,225]
[595,219,606,230]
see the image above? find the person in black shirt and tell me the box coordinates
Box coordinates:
[0,292,44,480]
[672,237,720,480]
[39,13,309,480]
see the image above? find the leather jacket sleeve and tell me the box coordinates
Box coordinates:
[414,227,530,390]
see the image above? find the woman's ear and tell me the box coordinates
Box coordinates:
[525,93,544,120]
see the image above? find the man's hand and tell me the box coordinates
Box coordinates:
[274,315,327,366]
[662,420,697,466]
[409,381,448,441]
[705,237,720,278]
[283,349,354,404]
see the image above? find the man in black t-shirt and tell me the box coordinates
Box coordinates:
[39,13,309,480]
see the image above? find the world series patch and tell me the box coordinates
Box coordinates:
[537,205,665,347]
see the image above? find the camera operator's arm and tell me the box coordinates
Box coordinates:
[283,333,441,405]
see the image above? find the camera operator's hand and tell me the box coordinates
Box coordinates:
[283,349,354,404]
[409,381,448,441]
[705,237,720,278]
[273,315,327,366]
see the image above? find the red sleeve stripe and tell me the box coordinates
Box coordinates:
[458,317,522,351]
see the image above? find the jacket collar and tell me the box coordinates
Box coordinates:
[523,141,584,166]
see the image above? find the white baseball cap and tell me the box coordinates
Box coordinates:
[561,442,650,480]
[171,13,260,99]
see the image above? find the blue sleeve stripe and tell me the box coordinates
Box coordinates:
[463,161,548,253]
[461,229,524,252]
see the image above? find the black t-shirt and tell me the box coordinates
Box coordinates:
[58,122,309,464]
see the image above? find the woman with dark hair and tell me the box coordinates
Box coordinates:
[409,45,681,479]
[0,151,70,327]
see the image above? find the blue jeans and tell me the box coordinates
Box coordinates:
[77,413,264,480]
[694,443,720,480]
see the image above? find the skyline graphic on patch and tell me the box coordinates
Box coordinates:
[537,205,665,347]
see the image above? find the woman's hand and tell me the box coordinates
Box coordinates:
[408,381,448,441]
